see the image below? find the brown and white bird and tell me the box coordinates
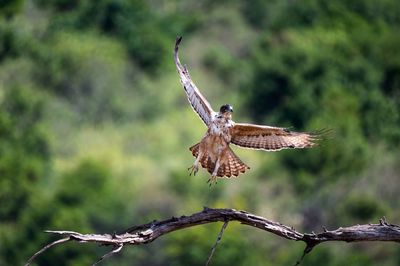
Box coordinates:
[174,37,324,184]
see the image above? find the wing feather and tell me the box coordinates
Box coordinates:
[174,37,214,126]
[231,123,323,151]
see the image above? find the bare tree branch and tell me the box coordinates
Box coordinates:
[26,207,400,265]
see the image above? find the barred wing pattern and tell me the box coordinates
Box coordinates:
[231,123,321,151]
[174,37,215,126]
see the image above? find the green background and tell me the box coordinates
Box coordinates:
[1,0,400,265]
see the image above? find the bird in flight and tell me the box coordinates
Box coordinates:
[174,37,325,185]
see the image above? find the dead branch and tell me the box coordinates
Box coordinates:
[26,207,400,265]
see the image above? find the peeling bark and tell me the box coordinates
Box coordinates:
[26,208,400,266]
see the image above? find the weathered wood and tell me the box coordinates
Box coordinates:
[26,208,400,265]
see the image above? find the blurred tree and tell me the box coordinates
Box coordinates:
[164,224,266,266]
[0,87,51,265]
[31,31,132,122]
[361,30,400,146]
[0,0,24,18]
[35,0,80,11]
[0,17,29,61]
[337,193,388,225]
[55,159,127,232]
[1,158,129,265]
[0,87,50,221]
[243,1,400,193]
[301,245,374,266]
[35,0,202,73]
[242,0,400,30]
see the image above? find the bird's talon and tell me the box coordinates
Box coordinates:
[188,165,199,176]
[207,175,218,186]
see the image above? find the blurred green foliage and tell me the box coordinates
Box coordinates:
[0,87,49,221]
[35,0,201,73]
[0,0,24,18]
[1,0,400,265]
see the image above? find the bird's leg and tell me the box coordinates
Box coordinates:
[207,159,220,186]
[188,151,203,176]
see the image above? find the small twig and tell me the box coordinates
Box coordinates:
[25,237,70,266]
[294,242,317,266]
[205,220,229,266]
[92,244,123,266]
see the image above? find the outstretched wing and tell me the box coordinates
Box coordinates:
[231,123,323,151]
[174,37,215,126]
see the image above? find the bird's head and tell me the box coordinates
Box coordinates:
[219,104,233,119]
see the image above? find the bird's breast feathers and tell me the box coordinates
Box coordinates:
[209,115,234,142]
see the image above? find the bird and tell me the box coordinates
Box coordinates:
[174,36,325,185]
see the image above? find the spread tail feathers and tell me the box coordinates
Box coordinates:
[189,143,249,178]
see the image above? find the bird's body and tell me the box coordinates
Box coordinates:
[188,112,250,183]
[174,37,324,184]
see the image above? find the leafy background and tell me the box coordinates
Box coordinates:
[1,0,400,265]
